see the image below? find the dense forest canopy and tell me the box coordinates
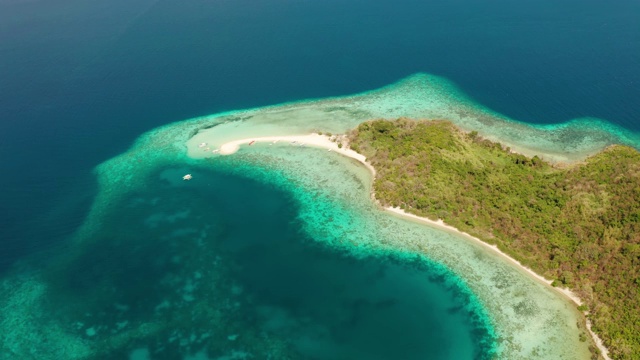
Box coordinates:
[348,119,640,359]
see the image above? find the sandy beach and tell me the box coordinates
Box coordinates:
[382,208,611,360]
[218,132,611,359]
[217,133,377,175]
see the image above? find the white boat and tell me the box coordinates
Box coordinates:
[198,142,207,148]
[183,174,193,180]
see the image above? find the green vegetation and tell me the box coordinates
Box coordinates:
[349,119,640,359]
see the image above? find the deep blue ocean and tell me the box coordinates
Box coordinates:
[0,0,638,358]
[2,0,639,266]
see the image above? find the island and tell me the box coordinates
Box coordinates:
[345,118,640,359]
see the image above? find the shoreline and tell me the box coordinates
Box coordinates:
[383,207,611,360]
[216,134,377,176]
[217,133,611,360]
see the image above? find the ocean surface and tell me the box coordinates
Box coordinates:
[1,0,638,358]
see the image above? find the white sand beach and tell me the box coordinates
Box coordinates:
[382,208,611,360]
[217,133,377,175]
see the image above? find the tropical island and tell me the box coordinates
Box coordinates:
[344,118,640,359]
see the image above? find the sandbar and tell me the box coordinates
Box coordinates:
[217,134,376,176]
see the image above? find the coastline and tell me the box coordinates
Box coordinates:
[383,207,611,360]
[216,134,377,176]
[218,133,611,360]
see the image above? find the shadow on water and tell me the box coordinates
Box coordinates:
[43,165,491,359]
[0,172,99,275]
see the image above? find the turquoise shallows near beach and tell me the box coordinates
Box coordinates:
[2,74,635,359]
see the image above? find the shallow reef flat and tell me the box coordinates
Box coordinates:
[186,73,639,163]
[2,73,632,359]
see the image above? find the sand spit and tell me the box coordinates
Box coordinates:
[217,134,376,175]
[217,133,611,360]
